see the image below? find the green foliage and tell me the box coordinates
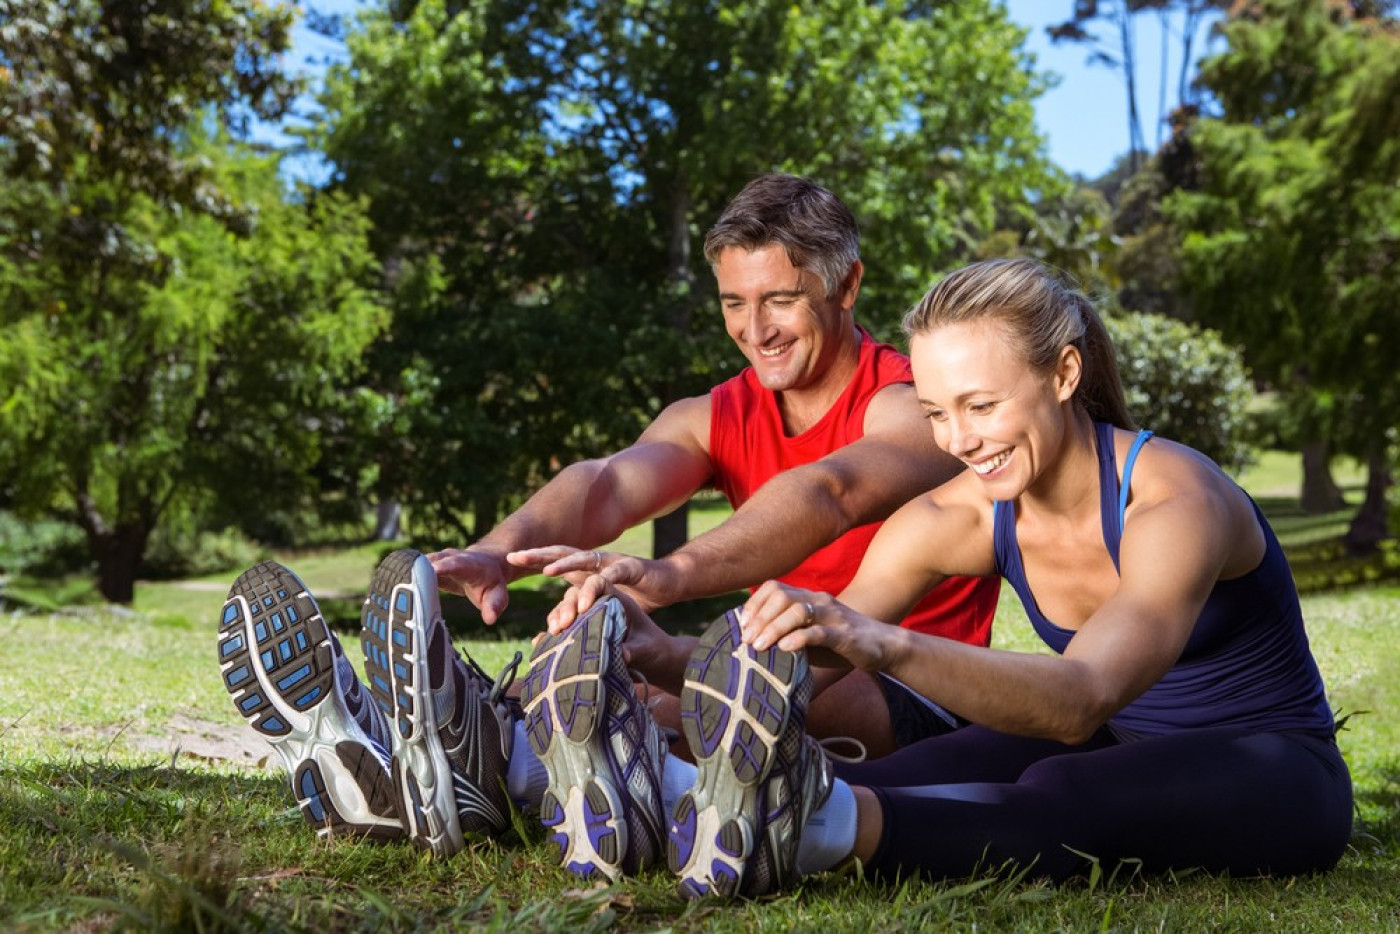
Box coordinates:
[0,0,298,206]
[978,184,1118,295]
[1163,0,1400,467]
[1106,311,1257,473]
[0,512,87,577]
[139,524,266,582]
[0,0,390,602]
[316,0,1058,537]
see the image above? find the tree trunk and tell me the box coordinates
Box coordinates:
[92,524,151,604]
[1300,441,1346,514]
[472,493,498,542]
[652,503,689,559]
[648,173,697,564]
[1343,449,1391,556]
[373,499,402,541]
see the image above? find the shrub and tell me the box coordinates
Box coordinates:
[140,525,267,580]
[0,512,89,577]
[1107,311,1257,474]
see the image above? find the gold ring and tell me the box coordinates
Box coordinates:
[803,602,816,626]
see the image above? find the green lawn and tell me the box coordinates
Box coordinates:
[3,464,1400,930]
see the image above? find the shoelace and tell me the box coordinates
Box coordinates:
[460,649,523,708]
[628,666,682,748]
[816,735,867,764]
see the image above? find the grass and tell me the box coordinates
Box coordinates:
[4,589,1399,931]
[3,463,1400,930]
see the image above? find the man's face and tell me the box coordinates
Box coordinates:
[713,244,855,394]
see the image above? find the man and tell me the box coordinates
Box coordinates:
[431,173,997,750]
[217,174,997,867]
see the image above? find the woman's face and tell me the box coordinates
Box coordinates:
[909,318,1079,499]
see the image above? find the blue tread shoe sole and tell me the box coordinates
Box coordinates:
[219,560,401,841]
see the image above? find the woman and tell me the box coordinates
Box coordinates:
[669,257,1352,895]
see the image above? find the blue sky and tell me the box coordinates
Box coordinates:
[1005,0,1222,178]
[274,1,1222,181]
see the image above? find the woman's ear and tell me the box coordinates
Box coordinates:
[1054,344,1082,402]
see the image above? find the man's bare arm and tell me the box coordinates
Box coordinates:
[652,382,959,597]
[428,396,713,621]
[544,381,964,626]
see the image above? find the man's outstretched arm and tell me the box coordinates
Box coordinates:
[544,381,964,623]
[428,396,713,622]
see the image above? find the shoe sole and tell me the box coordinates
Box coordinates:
[359,549,466,857]
[218,561,400,841]
[520,599,637,880]
[669,609,807,898]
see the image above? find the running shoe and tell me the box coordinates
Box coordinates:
[359,548,520,858]
[519,596,668,880]
[218,561,402,842]
[669,608,833,898]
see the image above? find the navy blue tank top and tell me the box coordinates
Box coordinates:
[993,422,1334,740]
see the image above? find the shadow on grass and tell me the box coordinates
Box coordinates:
[0,758,289,930]
[0,758,672,932]
[315,580,749,642]
[1352,760,1400,858]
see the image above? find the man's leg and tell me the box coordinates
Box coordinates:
[806,669,897,758]
[360,549,521,857]
[808,668,966,759]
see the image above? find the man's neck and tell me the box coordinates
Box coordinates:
[775,323,863,436]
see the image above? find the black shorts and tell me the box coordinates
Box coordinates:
[877,673,965,748]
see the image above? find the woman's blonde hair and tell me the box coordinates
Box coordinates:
[902,258,1135,429]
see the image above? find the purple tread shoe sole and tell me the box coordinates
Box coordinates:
[520,599,665,880]
[669,609,805,898]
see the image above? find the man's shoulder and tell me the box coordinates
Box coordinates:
[708,362,763,409]
[861,331,913,381]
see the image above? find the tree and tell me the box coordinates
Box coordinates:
[317,0,1059,553]
[1164,0,1400,549]
[0,1,387,601]
[1049,1,1228,171]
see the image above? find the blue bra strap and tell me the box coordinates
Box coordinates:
[1118,429,1155,527]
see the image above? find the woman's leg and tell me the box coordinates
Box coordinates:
[856,728,1351,882]
[835,723,1114,788]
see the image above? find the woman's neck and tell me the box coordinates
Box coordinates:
[1020,407,1102,522]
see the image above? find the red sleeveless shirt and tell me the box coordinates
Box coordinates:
[708,330,998,644]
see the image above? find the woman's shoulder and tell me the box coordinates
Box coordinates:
[1112,428,1255,529]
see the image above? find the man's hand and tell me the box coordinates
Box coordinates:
[508,546,689,622]
[426,548,511,624]
[537,571,692,694]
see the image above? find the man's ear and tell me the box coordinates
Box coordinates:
[840,260,864,310]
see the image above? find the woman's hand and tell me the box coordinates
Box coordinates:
[739,580,890,673]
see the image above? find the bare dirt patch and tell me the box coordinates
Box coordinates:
[124,712,275,770]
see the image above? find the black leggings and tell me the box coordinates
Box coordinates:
[835,725,1352,883]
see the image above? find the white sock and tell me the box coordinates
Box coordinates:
[660,753,698,817]
[795,777,858,875]
[506,720,548,806]
[661,751,856,876]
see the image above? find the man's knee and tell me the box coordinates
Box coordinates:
[807,670,898,759]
